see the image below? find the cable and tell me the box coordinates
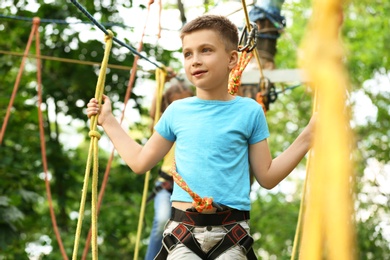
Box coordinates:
[69,0,163,69]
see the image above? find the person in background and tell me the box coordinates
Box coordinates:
[145,78,194,260]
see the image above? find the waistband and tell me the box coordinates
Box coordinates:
[170,207,250,227]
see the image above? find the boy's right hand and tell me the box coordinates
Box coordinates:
[86,95,112,126]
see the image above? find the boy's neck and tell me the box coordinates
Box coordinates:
[196,89,235,101]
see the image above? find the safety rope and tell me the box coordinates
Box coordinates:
[72,30,114,260]
[228,48,253,95]
[170,160,214,213]
[0,17,69,260]
[296,1,354,259]
[225,0,269,111]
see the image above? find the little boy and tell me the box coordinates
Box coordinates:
[87,14,314,260]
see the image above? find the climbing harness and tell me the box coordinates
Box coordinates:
[154,161,257,259]
[155,208,256,260]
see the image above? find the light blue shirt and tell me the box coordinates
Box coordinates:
[155,96,269,211]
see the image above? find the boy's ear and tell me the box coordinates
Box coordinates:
[228,50,239,70]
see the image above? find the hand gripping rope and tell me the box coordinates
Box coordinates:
[72,30,114,260]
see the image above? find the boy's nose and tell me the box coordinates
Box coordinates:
[191,54,202,66]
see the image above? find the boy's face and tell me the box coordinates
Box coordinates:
[182,29,237,93]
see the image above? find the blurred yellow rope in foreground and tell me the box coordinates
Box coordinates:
[298,0,355,259]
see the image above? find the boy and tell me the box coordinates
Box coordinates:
[87,15,314,260]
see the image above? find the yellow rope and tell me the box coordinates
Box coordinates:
[0,50,132,71]
[298,1,355,259]
[290,89,318,259]
[133,67,166,260]
[72,30,114,260]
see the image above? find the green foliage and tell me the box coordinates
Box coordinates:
[0,0,389,259]
[251,190,300,259]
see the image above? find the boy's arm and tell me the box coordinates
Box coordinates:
[249,117,314,189]
[87,95,173,174]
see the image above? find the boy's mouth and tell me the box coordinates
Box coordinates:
[192,70,207,77]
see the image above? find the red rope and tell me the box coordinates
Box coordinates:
[0,17,68,259]
[170,161,213,213]
[34,17,69,260]
[0,19,38,144]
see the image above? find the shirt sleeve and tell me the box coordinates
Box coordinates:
[154,104,177,142]
[248,105,270,144]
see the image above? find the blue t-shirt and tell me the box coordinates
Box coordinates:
[155,96,269,211]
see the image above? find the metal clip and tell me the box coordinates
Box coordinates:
[238,22,258,52]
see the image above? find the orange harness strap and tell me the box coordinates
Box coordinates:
[170,160,213,213]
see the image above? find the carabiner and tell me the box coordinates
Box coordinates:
[238,22,258,52]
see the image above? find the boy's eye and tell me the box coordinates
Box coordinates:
[202,48,211,53]
[184,52,192,58]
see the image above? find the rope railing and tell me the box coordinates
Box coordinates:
[0,13,133,28]
[0,50,133,71]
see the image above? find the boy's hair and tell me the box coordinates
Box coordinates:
[162,81,194,112]
[180,15,239,51]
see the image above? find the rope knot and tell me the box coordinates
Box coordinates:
[105,30,114,42]
[192,197,214,213]
[89,130,101,140]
